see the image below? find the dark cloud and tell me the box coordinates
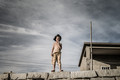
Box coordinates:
[82,0,120,20]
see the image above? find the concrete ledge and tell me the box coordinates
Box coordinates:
[71,71,97,78]
[0,74,8,80]
[116,77,120,80]
[70,79,90,80]
[27,72,48,79]
[11,73,27,80]
[1,69,120,80]
[96,69,120,77]
[53,79,71,80]
[91,78,115,80]
[48,72,70,79]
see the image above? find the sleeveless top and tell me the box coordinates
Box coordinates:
[53,42,62,53]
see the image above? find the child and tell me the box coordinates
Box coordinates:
[51,34,63,72]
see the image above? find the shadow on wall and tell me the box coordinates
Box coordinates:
[93,54,120,69]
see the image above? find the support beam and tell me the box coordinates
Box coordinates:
[90,21,93,70]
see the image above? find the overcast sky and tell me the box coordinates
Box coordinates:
[0,0,120,73]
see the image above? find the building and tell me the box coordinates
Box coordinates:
[78,42,120,71]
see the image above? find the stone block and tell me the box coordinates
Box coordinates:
[48,72,70,79]
[71,71,97,78]
[27,72,48,79]
[0,74,8,80]
[60,79,90,80]
[72,79,90,80]
[91,78,115,80]
[11,73,27,80]
[52,79,71,80]
[116,77,120,80]
[96,69,120,77]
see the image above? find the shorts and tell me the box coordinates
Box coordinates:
[52,52,61,65]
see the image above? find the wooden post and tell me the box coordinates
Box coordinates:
[90,21,93,70]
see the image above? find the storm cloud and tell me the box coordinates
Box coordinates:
[0,0,120,73]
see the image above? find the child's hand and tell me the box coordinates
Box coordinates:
[51,53,53,56]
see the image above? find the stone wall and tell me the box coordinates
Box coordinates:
[1,69,120,80]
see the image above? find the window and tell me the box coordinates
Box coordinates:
[101,66,110,70]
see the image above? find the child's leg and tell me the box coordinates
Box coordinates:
[59,63,61,71]
[52,53,57,71]
[53,63,56,70]
[57,53,62,71]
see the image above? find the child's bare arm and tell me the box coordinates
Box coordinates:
[51,43,55,56]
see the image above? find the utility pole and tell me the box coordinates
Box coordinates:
[90,21,93,70]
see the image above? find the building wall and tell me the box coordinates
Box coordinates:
[80,46,120,71]
[93,59,110,70]
[80,47,91,71]
[80,55,87,71]
[93,55,120,70]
